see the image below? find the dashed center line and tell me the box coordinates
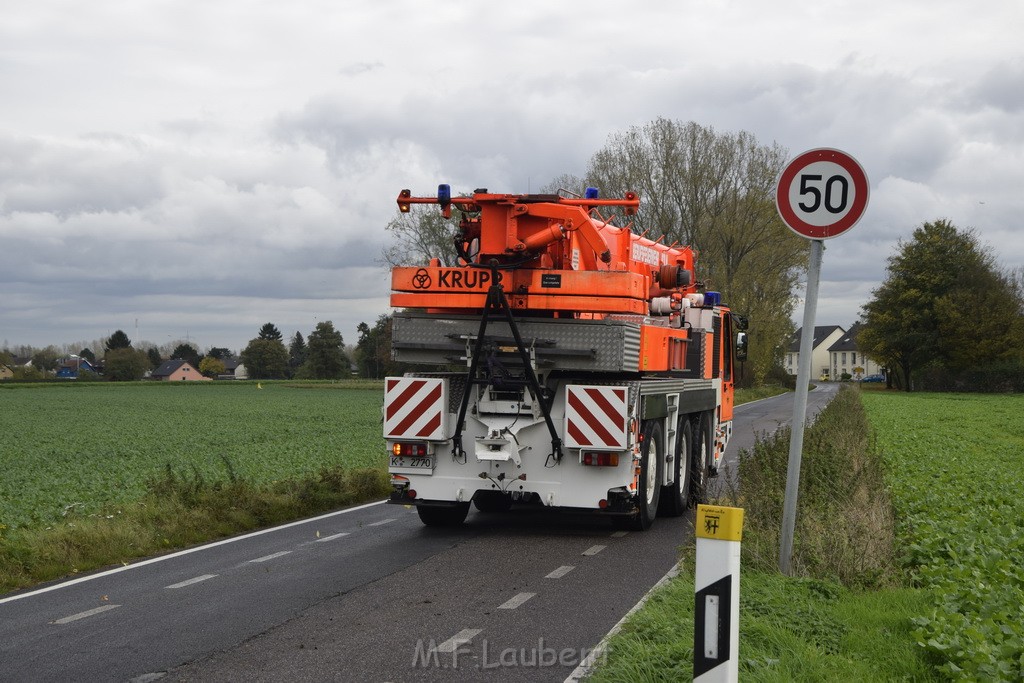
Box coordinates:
[610,531,629,538]
[498,592,536,610]
[435,628,483,653]
[249,551,292,563]
[316,532,351,543]
[546,565,575,579]
[582,544,606,556]
[165,574,217,589]
[368,518,396,527]
[52,604,121,624]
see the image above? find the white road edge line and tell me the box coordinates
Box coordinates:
[315,532,351,543]
[0,499,388,606]
[52,604,121,624]
[249,551,292,563]
[582,544,606,556]
[564,563,680,683]
[498,592,536,610]
[165,574,217,589]
[545,565,575,579]
[435,628,483,653]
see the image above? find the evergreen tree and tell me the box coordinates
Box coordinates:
[171,343,201,369]
[104,330,132,353]
[258,323,283,342]
[304,321,348,379]
[288,331,307,377]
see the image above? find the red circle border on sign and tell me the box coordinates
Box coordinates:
[775,148,869,239]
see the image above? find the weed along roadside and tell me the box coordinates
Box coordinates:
[588,385,995,682]
[0,381,389,595]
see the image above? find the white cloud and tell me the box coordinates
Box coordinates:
[1,1,1022,352]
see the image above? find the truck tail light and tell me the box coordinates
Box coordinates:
[392,442,428,457]
[582,452,619,467]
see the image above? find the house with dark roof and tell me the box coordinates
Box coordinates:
[151,359,211,381]
[826,324,883,380]
[217,357,248,380]
[785,325,845,379]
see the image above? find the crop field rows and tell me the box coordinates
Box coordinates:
[0,382,384,529]
[862,392,1024,680]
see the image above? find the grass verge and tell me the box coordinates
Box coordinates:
[0,462,389,595]
[588,386,939,682]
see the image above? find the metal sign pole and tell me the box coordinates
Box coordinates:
[778,238,823,575]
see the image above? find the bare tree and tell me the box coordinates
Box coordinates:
[586,118,807,383]
[380,205,462,267]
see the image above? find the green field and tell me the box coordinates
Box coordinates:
[591,389,1024,681]
[0,381,384,529]
[862,392,1024,680]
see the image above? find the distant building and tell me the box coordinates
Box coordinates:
[0,364,12,381]
[55,356,97,379]
[785,326,845,380]
[826,324,883,380]
[218,357,248,380]
[151,360,212,381]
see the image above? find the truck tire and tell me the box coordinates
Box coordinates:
[690,412,713,506]
[416,503,470,527]
[659,416,692,517]
[623,420,663,530]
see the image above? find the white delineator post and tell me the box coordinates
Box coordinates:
[694,504,744,682]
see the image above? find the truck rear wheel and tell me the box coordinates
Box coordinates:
[621,420,663,531]
[659,417,692,517]
[691,412,713,506]
[416,503,470,527]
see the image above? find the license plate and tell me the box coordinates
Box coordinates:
[390,456,434,469]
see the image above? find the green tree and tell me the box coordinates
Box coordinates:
[198,356,225,378]
[304,321,348,379]
[78,348,96,364]
[104,330,132,353]
[31,348,61,372]
[585,118,807,383]
[207,347,232,360]
[171,343,201,369]
[258,323,283,342]
[104,348,150,381]
[147,347,163,368]
[355,315,411,379]
[859,219,1024,390]
[240,338,288,379]
[288,331,307,377]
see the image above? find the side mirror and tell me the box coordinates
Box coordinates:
[735,332,749,361]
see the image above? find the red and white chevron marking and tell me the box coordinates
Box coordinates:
[564,385,628,449]
[384,377,447,440]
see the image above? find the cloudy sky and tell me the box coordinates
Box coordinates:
[2,1,1021,355]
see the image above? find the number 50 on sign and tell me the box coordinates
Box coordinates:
[775,148,869,240]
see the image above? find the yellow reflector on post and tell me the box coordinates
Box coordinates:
[695,505,744,542]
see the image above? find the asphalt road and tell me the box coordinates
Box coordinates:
[0,383,839,683]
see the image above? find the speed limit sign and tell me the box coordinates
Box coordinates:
[775,148,869,239]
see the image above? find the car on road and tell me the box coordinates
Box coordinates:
[861,374,884,383]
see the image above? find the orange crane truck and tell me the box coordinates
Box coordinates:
[384,185,747,529]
